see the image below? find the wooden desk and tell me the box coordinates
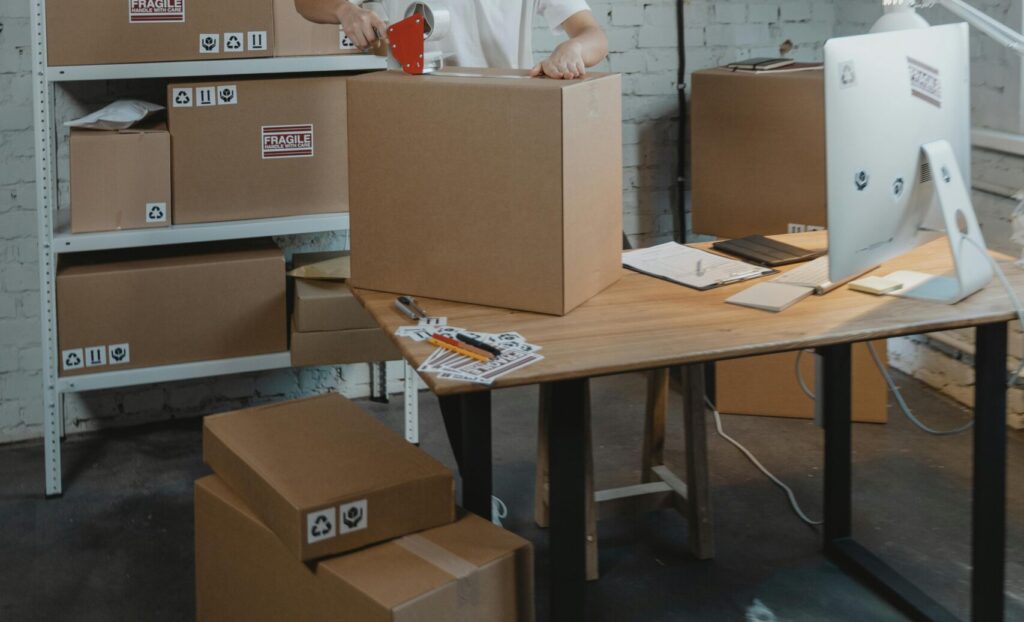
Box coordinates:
[355,232,1020,621]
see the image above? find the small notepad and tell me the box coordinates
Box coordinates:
[725,282,814,312]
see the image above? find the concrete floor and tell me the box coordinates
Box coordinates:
[0,371,1022,621]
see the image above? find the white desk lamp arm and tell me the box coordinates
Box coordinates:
[918,0,1024,55]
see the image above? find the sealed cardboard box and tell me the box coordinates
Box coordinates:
[292,252,374,331]
[196,475,534,622]
[348,69,623,316]
[691,68,826,239]
[56,240,285,377]
[70,124,171,233]
[715,341,888,423]
[46,0,275,67]
[273,0,358,56]
[203,392,454,561]
[168,76,348,224]
[291,323,400,367]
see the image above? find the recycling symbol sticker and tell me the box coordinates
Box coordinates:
[224,32,244,52]
[62,349,84,371]
[172,88,193,108]
[146,202,167,223]
[306,507,336,544]
[339,499,368,534]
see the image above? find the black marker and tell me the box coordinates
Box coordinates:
[456,333,502,357]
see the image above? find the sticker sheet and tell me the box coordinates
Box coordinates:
[395,326,544,385]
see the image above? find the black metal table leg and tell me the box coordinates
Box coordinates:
[822,342,852,546]
[972,321,1008,622]
[438,392,493,521]
[546,378,589,621]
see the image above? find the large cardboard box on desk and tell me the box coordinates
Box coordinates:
[348,69,623,316]
[167,76,349,224]
[203,393,455,561]
[691,67,826,239]
[46,0,275,66]
[70,124,171,233]
[56,240,285,377]
[196,475,535,621]
[715,341,888,423]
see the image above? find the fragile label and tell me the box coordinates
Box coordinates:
[338,499,367,534]
[129,0,185,23]
[261,124,314,159]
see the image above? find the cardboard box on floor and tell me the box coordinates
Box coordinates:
[56,240,285,377]
[196,475,535,622]
[70,124,171,233]
[691,67,826,239]
[203,393,454,561]
[46,0,275,66]
[167,76,349,224]
[272,0,358,56]
[715,341,888,423]
[348,69,623,316]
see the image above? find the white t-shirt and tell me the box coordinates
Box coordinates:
[379,0,590,69]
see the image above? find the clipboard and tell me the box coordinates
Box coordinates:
[623,242,775,291]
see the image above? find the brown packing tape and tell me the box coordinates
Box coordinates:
[394,534,482,614]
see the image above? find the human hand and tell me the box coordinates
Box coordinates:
[336,1,387,50]
[530,40,586,79]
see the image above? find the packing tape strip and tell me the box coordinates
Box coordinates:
[404,1,451,41]
[394,533,482,609]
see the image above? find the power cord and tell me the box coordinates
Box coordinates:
[705,396,823,526]
[961,234,1024,385]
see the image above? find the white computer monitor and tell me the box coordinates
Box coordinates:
[824,23,992,303]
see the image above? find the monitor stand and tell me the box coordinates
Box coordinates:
[884,139,993,304]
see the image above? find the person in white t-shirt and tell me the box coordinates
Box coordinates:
[295,0,607,79]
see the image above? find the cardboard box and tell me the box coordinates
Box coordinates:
[273,0,357,56]
[715,341,888,423]
[291,323,400,367]
[691,68,826,239]
[203,392,454,561]
[292,252,374,331]
[56,240,285,377]
[196,475,534,622]
[46,0,275,67]
[70,124,171,233]
[167,76,349,224]
[348,69,623,316]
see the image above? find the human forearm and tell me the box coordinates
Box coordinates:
[294,0,345,24]
[566,24,608,67]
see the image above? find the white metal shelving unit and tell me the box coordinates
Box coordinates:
[29,0,390,496]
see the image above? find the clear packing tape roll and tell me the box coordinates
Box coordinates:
[404,1,451,41]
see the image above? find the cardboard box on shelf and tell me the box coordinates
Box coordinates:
[56,240,286,377]
[348,69,623,316]
[291,252,374,332]
[167,76,349,224]
[70,124,172,234]
[715,341,888,423]
[46,0,275,67]
[290,323,399,367]
[202,393,454,561]
[691,67,826,239]
[272,0,358,56]
[196,475,534,622]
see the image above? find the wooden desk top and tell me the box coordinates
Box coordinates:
[354,232,1022,396]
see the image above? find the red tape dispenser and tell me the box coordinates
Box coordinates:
[387,1,449,75]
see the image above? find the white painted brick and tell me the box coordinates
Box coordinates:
[713,3,747,24]
[780,1,813,22]
[705,23,772,47]
[644,5,676,27]
[748,4,780,24]
[0,346,17,372]
[608,50,645,73]
[644,49,678,72]
[0,295,14,318]
[0,319,35,346]
[638,26,678,48]
[633,74,678,96]
[612,5,644,26]
[17,346,39,372]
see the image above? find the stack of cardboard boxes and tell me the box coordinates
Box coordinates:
[198,392,534,620]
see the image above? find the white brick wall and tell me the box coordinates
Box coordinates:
[3,0,1023,442]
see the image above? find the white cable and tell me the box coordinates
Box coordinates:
[491,495,508,527]
[961,234,1024,385]
[705,396,823,526]
[795,349,816,399]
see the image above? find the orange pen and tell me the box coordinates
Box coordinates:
[427,336,491,363]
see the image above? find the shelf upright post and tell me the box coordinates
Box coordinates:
[30,0,63,496]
